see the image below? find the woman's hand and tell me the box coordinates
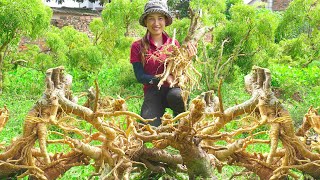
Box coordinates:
[166,74,174,85]
[186,42,198,58]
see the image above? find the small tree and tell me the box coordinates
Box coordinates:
[101,0,145,37]
[0,0,52,93]
[274,0,320,67]
[187,0,279,90]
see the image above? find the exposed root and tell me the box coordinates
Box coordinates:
[1,66,320,179]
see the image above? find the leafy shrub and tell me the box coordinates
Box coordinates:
[69,46,103,73]
[3,67,44,97]
[59,26,90,49]
[275,0,317,41]
[271,64,320,124]
[101,0,145,37]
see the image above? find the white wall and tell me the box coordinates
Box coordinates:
[42,0,102,9]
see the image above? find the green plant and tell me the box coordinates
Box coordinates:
[0,0,52,91]
[69,46,103,73]
[275,0,319,41]
[270,64,320,124]
[101,0,146,37]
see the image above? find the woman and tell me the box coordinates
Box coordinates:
[130,0,197,126]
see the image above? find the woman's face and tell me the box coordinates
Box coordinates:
[145,13,166,36]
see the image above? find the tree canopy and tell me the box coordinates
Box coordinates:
[0,0,52,92]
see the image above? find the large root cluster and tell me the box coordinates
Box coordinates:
[0,66,319,179]
[156,9,213,94]
[156,44,202,92]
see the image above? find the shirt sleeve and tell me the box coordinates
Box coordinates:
[132,62,159,85]
[130,41,142,63]
[130,41,159,85]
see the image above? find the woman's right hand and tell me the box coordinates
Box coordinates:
[166,74,174,85]
[186,42,198,58]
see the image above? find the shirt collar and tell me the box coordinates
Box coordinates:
[147,32,170,48]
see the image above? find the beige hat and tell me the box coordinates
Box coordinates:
[139,0,173,27]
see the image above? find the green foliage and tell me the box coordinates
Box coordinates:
[89,18,104,36]
[13,26,105,76]
[131,168,188,180]
[45,30,69,61]
[5,44,40,69]
[59,26,91,49]
[89,18,118,55]
[89,18,105,45]
[225,0,243,19]
[271,65,320,97]
[69,46,103,73]
[168,0,190,18]
[0,0,52,47]
[274,30,320,67]
[0,68,44,144]
[273,0,320,67]
[33,53,55,72]
[57,165,96,180]
[0,0,51,91]
[271,65,320,124]
[3,67,44,97]
[198,3,279,89]
[275,0,319,41]
[166,18,191,43]
[277,34,310,66]
[46,0,105,5]
[190,0,227,26]
[50,26,97,73]
[101,0,146,37]
[0,95,35,144]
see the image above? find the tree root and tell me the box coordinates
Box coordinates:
[0,66,319,179]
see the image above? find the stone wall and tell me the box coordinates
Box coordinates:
[272,0,292,11]
[248,0,292,11]
[18,7,101,51]
[51,12,100,35]
[50,7,102,36]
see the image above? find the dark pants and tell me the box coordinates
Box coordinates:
[141,86,185,127]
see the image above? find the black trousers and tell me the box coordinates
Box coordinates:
[141,86,185,127]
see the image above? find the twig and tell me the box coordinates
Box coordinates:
[217,78,224,114]
[93,79,100,113]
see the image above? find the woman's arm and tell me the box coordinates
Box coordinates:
[130,41,158,85]
[132,62,159,85]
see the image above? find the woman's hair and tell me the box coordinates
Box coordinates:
[140,30,150,66]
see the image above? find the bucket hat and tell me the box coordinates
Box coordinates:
[139,0,173,27]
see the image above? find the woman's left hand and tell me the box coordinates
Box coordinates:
[186,42,198,58]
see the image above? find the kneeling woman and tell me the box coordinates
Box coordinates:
[130,0,197,126]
